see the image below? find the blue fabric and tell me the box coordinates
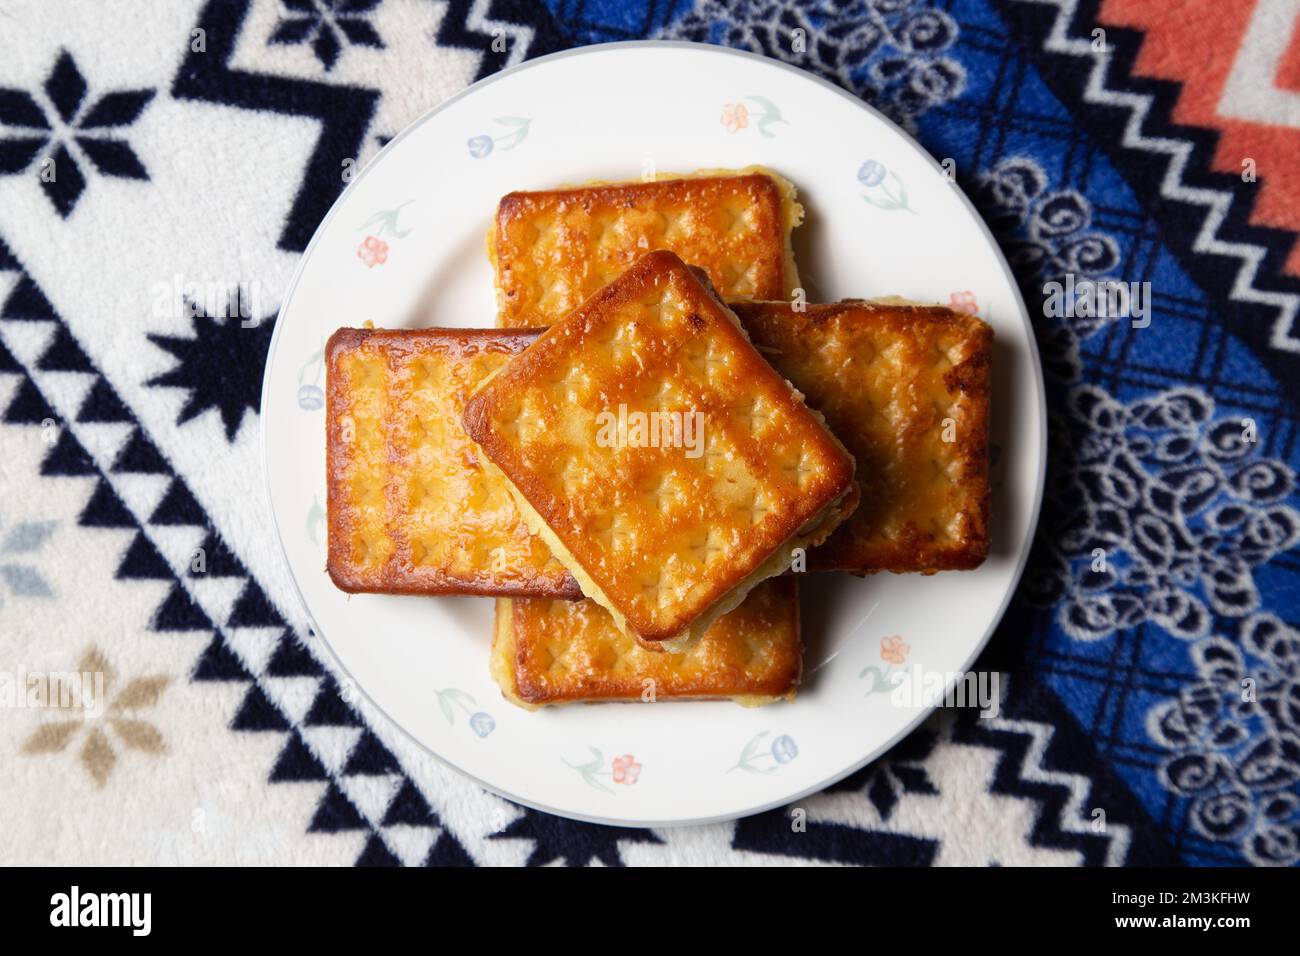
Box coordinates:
[534,0,1300,866]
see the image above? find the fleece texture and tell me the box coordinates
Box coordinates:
[0,0,1297,866]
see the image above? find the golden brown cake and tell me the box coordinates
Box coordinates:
[489,167,802,327]
[462,251,857,650]
[733,299,992,573]
[325,327,580,598]
[492,576,802,708]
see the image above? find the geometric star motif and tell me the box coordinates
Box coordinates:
[489,806,661,866]
[0,50,154,216]
[269,0,385,72]
[146,303,277,442]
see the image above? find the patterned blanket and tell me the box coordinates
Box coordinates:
[1,0,1297,867]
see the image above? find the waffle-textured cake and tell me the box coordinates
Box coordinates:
[489,167,802,327]
[326,327,580,597]
[733,299,992,573]
[463,251,857,649]
[492,576,801,707]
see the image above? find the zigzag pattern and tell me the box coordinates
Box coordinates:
[439,0,568,77]
[172,0,380,254]
[0,0,566,866]
[0,235,471,866]
[958,687,1131,866]
[172,0,566,254]
[1001,0,1300,366]
[731,671,1177,865]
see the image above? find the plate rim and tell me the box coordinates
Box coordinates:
[260,39,1049,829]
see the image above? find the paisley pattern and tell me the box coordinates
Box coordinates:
[976,152,1300,864]
[974,157,1121,380]
[1035,386,1299,642]
[1149,619,1300,866]
[660,0,966,131]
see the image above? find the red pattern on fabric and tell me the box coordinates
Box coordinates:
[1277,14,1300,91]
[1102,0,1300,276]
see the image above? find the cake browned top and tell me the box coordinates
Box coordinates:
[326,327,580,598]
[463,251,855,643]
[733,299,992,573]
[494,576,802,706]
[491,170,800,327]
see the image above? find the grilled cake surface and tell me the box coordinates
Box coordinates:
[463,250,856,646]
[492,576,801,707]
[326,327,580,598]
[733,299,992,573]
[490,167,802,327]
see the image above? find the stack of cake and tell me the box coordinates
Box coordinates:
[325,168,992,709]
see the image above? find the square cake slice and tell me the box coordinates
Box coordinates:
[463,250,856,649]
[489,167,802,327]
[492,576,801,708]
[732,299,992,573]
[326,327,580,598]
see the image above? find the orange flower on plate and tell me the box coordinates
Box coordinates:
[721,102,749,133]
[357,235,389,268]
[950,290,978,315]
[611,754,641,785]
[881,635,910,665]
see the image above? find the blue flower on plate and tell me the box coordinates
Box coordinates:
[467,118,531,159]
[729,731,798,773]
[297,384,324,410]
[470,712,496,738]
[858,158,916,214]
[771,735,799,765]
[857,160,887,188]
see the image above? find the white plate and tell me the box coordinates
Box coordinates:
[262,41,1046,827]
